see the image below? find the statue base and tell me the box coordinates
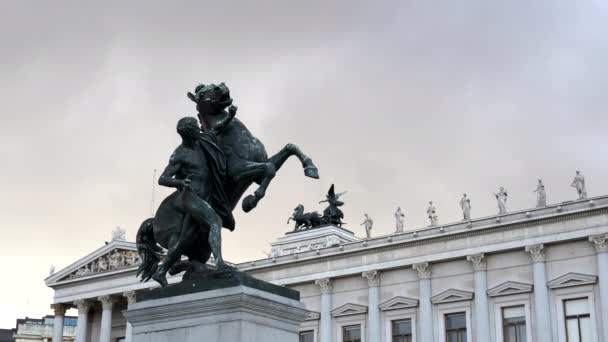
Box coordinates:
[124,271,309,342]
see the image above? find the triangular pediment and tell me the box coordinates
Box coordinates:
[305,311,321,321]
[379,296,419,311]
[487,281,533,297]
[46,239,140,285]
[548,273,597,289]
[331,303,368,317]
[431,289,474,304]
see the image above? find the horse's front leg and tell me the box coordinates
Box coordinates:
[236,161,276,212]
[268,143,319,179]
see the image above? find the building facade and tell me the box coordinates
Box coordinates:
[46,195,608,342]
[10,316,76,342]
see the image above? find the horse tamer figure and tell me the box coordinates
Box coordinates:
[136,82,319,286]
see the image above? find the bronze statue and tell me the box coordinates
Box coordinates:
[136,83,319,286]
[288,204,323,231]
[320,184,346,226]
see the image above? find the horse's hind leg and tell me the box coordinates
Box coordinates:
[268,143,319,179]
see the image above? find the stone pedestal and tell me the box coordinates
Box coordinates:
[124,272,309,342]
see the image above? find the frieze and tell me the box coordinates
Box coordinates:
[66,249,141,279]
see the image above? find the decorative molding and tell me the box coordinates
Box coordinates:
[315,278,333,294]
[525,244,546,262]
[466,253,487,271]
[65,248,141,280]
[431,289,474,304]
[331,303,368,317]
[73,299,92,313]
[50,303,68,316]
[548,273,598,289]
[123,291,137,305]
[305,311,321,321]
[362,270,380,287]
[98,295,115,310]
[379,296,419,311]
[589,234,608,253]
[487,281,533,297]
[413,262,431,279]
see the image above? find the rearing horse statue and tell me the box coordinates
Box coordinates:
[136,83,319,285]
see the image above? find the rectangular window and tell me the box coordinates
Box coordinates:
[299,330,314,342]
[502,306,526,342]
[445,312,467,342]
[342,324,361,342]
[564,298,591,342]
[392,319,412,342]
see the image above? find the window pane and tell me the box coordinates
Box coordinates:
[446,313,466,329]
[299,330,314,342]
[447,332,458,342]
[460,331,467,342]
[580,317,591,342]
[343,325,361,342]
[566,318,581,342]
[392,319,412,336]
[565,298,589,316]
[504,325,516,342]
[518,324,527,342]
[503,306,525,319]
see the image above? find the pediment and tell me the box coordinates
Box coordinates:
[305,311,321,321]
[431,289,474,304]
[331,303,368,317]
[548,273,597,289]
[46,239,140,285]
[487,281,533,297]
[379,296,419,311]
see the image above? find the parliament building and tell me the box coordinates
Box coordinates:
[45,193,608,342]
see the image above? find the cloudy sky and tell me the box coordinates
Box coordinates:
[1,0,608,328]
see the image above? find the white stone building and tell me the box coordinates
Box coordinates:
[46,195,608,342]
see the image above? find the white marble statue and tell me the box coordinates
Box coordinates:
[460,193,472,221]
[97,257,108,272]
[395,207,405,233]
[494,187,508,215]
[112,226,127,241]
[108,250,124,270]
[427,201,438,226]
[534,179,547,207]
[571,170,587,200]
[49,265,55,276]
[361,214,373,238]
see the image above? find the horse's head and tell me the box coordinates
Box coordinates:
[187,83,233,120]
[293,204,304,215]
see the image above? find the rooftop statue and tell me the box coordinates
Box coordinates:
[288,204,323,231]
[460,193,472,221]
[494,187,508,215]
[395,207,405,233]
[361,213,373,238]
[571,170,587,200]
[427,201,438,226]
[534,179,547,207]
[136,82,319,286]
[319,184,347,226]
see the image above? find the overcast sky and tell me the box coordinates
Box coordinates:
[1,0,608,328]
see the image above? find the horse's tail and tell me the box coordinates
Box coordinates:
[136,218,163,282]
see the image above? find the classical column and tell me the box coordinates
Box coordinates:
[362,270,381,342]
[526,244,552,342]
[315,278,333,342]
[73,300,92,342]
[413,262,434,342]
[98,295,115,342]
[467,253,491,342]
[590,234,608,342]
[51,303,67,342]
[123,291,136,342]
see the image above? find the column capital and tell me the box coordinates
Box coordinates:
[525,244,546,262]
[589,234,608,253]
[98,295,115,310]
[467,253,487,271]
[315,278,333,294]
[50,303,68,316]
[362,270,380,287]
[123,291,137,305]
[73,300,92,313]
[413,262,432,279]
